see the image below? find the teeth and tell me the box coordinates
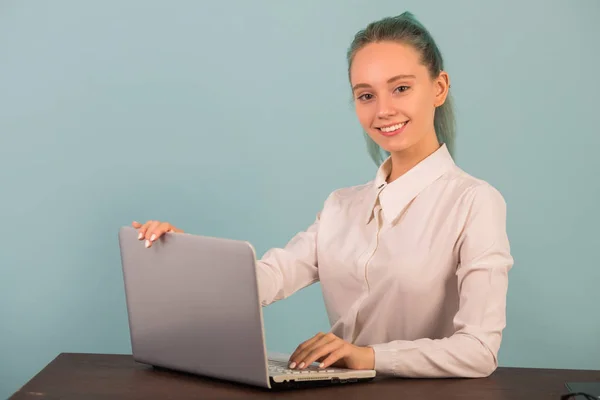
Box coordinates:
[380,122,407,133]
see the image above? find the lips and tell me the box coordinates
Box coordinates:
[376,121,409,137]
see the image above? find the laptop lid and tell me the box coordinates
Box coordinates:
[118,226,271,388]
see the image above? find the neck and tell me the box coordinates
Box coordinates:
[387,134,441,183]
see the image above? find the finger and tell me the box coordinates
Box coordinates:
[150,222,173,242]
[144,221,162,247]
[289,333,322,360]
[292,334,337,368]
[165,224,183,234]
[144,221,161,240]
[319,346,351,369]
[138,220,153,240]
[315,354,330,363]
[135,221,149,240]
[298,339,344,369]
[289,332,326,367]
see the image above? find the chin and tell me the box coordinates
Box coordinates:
[370,136,413,154]
[381,142,412,153]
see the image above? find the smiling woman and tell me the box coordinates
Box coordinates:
[348,12,455,176]
[132,11,514,379]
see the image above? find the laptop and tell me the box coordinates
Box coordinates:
[118,226,376,389]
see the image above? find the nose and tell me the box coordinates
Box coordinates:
[376,94,397,118]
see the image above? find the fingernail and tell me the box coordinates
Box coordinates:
[145,240,150,248]
[150,234,156,241]
[298,362,305,369]
[138,232,143,240]
[288,362,296,369]
[319,363,325,368]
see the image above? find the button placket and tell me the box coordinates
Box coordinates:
[364,203,384,292]
[348,184,388,343]
[364,183,386,289]
[350,189,386,343]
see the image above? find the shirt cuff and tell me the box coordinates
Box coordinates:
[369,343,399,375]
[369,340,423,376]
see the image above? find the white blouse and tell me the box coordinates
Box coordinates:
[255,144,514,378]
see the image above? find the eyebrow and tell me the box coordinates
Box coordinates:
[351,74,417,92]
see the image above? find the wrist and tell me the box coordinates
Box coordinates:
[360,346,375,370]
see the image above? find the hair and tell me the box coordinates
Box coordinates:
[346,11,456,165]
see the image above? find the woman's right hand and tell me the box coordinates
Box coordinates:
[132,220,184,248]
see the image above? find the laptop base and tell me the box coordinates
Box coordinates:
[269,376,376,390]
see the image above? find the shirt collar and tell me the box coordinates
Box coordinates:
[365,143,455,225]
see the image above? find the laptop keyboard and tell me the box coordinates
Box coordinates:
[268,359,337,375]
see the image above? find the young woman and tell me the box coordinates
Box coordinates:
[132,12,513,378]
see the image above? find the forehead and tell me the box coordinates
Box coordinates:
[350,41,424,84]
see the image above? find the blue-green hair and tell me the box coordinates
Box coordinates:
[346,11,456,165]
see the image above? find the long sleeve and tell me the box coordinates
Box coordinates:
[255,213,321,307]
[368,183,514,378]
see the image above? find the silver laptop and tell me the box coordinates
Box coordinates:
[118,226,376,389]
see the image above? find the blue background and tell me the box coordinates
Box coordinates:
[1,0,599,396]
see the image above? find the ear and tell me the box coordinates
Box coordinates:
[433,71,450,107]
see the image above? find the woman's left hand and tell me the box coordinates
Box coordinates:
[288,332,375,370]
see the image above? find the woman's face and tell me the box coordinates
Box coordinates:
[350,41,449,155]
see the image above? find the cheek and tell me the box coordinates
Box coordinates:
[355,104,373,128]
[417,93,436,119]
[403,96,431,125]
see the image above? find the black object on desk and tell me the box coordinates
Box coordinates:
[562,382,600,399]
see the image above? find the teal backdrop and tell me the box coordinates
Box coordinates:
[1,0,599,396]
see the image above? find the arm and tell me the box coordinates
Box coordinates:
[369,183,514,378]
[255,212,321,307]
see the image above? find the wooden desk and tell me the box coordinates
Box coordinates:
[10,353,600,399]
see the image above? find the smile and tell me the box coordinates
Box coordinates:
[376,121,409,137]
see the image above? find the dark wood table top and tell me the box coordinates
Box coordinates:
[10,353,600,399]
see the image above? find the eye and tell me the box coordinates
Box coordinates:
[395,86,410,93]
[357,93,374,101]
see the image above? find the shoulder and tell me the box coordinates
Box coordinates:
[442,166,507,210]
[317,181,374,214]
[440,167,509,237]
[327,181,373,203]
[330,181,373,199]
